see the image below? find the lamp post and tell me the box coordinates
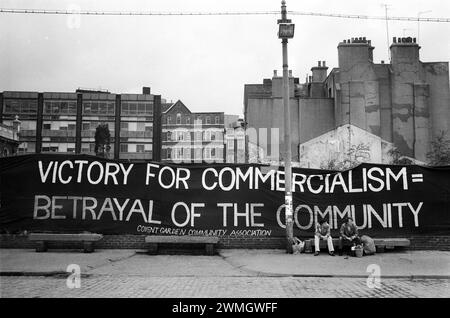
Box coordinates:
[278,0,295,254]
[417,10,432,44]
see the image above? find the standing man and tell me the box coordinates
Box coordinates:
[339,217,361,256]
[314,218,335,256]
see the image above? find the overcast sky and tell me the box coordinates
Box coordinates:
[1,0,449,116]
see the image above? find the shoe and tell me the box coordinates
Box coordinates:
[314,252,319,256]
[329,252,335,256]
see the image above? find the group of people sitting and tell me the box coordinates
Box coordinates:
[312,216,374,256]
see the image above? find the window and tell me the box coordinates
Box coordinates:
[43,124,51,130]
[227,140,234,150]
[120,144,128,153]
[121,103,129,115]
[186,117,190,125]
[129,103,137,115]
[215,116,219,124]
[206,116,211,124]
[237,139,245,150]
[195,132,202,140]
[121,122,128,131]
[99,102,107,114]
[167,116,171,125]
[60,102,68,114]
[211,133,216,141]
[138,104,146,114]
[68,124,76,131]
[67,148,75,153]
[204,131,210,141]
[176,113,181,125]
[167,148,171,159]
[82,123,90,131]
[107,103,115,115]
[136,144,145,153]
[166,131,172,141]
[211,148,216,157]
[195,148,202,159]
[137,122,145,131]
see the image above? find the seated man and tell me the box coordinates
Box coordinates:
[339,217,361,256]
[314,218,335,256]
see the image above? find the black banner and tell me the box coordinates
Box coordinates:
[1,154,449,237]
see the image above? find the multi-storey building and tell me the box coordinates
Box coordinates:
[0,119,20,157]
[244,36,450,167]
[161,100,225,163]
[0,87,162,161]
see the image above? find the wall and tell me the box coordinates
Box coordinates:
[1,234,448,251]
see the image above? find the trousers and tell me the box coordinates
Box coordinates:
[314,234,334,252]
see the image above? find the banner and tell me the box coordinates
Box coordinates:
[1,154,449,237]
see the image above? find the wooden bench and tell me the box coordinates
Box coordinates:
[305,237,410,253]
[28,233,103,253]
[145,235,219,255]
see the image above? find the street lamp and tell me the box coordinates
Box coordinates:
[278,0,295,254]
[417,10,432,44]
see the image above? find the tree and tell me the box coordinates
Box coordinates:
[94,124,111,158]
[426,131,450,166]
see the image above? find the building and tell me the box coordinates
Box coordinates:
[0,118,20,157]
[244,37,450,168]
[0,87,162,161]
[224,116,246,163]
[161,100,225,163]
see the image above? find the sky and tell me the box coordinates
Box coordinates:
[1,0,449,117]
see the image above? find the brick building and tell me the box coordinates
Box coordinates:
[0,87,162,161]
[244,37,450,168]
[161,100,225,163]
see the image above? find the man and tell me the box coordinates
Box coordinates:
[339,217,361,256]
[314,218,335,256]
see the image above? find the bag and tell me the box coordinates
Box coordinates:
[360,235,376,255]
[292,237,305,254]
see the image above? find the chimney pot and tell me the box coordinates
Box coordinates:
[289,70,292,77]
[273,70,278,77]
[318,61,321,67]
[413,37,417,43]
[393,37,397,43]
[323,61,326,67]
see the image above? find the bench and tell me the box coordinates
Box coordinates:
[145,235,219,255]
[28,233,103,253]
[305,237,410,253]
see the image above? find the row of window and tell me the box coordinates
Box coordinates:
[82,122,115,132]
[121,102,153,116]
[226,139,245,150]
[83,101,115,115]
[166,114,221,125]
[120,143,152,153]
[165,130,223,142]
[3,100,38,114]
[120,122,153,132]
[44,101,77,115]
[167,147,222,160]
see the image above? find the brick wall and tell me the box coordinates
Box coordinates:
[1,234,449,250]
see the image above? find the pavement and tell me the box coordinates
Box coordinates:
[1,248,449,278]
[0,248,449,298]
